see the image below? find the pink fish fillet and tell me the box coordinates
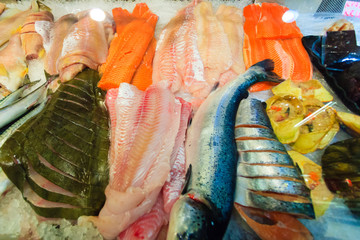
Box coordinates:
[80,83,181,239]
[162,143,186,214]
[153,0,211,102]
[118,194,167,240]
[39,14,78,75]
[194,1,232,86]
[162,98,191,213]
[216,5,246,75]
[58,15,109,82]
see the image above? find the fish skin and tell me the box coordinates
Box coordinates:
[234,127,275,140]
[239,151,294,166]
[236,177,310,197]
[235,187,315,219]
[167,59,281,240]
[234,98,314,219]
[237,164,301,179]
[235,98,272,129]
[236,139,287,153]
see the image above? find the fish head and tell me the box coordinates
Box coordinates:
[167,194,219,240]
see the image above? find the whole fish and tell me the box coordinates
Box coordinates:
[167,59,282,240]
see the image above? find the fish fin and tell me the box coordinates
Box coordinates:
[251,59,275,72]
[211,82,220,92]
[181,164,192,195]
[266,72,283,84]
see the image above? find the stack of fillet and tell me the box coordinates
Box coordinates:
[80,82,191,240]
[39,10,114,82]
[243,3,313,91]
[97,3,158,91]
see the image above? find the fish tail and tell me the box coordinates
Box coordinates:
[247,59,283,92]
[251,59,275,72]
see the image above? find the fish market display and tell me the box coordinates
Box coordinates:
[243,3,312,92]
[21,10,54,60]
[97,3,157,91]
[322,138,360,217]
[235,98,314,218]
[0,1,359,239]
[0,69,110,219]
[39,11,114,82]
[81,82,189,239]
[167,60,281,239]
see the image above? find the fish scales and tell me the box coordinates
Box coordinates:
[168,59,282,239]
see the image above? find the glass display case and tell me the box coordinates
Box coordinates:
[0,0,359,239]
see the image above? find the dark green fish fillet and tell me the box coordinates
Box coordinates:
[0,69,109,219]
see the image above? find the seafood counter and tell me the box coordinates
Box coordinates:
[0,0,360,239]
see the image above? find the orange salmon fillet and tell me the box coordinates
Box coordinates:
[98,4,158,91]
[243,3,312,92]
[131,37,157,91]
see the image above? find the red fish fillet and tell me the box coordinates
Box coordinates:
[162,98,191,213]
[153,0,213,103]
[81,83,182,239]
